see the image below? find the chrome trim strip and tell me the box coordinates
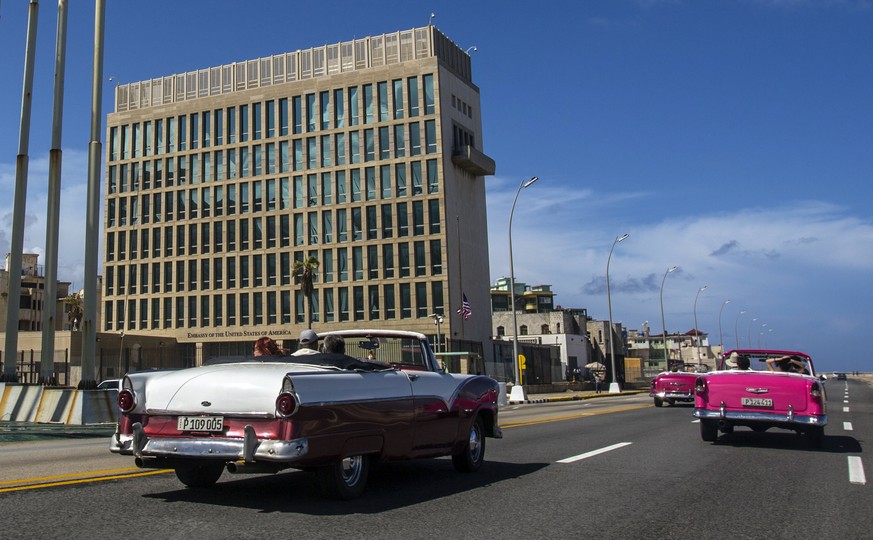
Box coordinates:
[693,408,827,426]
[111,431,310,461]
[145,410,275,418]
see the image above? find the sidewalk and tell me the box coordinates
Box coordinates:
[510,389,647,404]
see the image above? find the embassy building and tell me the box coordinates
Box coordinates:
[103,25,498,371]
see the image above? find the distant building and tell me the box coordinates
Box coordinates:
[102,25,497,368]
[490,277,555,313]
[0,253,73,332]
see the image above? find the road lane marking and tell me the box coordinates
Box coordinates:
[557,442,632,463]
[848,457,866,485]
[843,407,850,412]
[500,404,652,429]
[843,400,849,404]
[844,422,853,431]
[0,467,142,487]
[0,469,171,493]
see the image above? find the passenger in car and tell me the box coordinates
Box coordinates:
[321,334,346,354]
[766,355,808,374]
[254,336,287,357]
[292,329,321,356]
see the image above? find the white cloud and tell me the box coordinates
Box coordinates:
[0,148,94,290]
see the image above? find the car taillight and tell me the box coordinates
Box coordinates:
[276,392,298,417]
[810,382,823,403]
[694,376,707,395]
[117,389,136,413]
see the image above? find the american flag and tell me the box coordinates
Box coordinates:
[457,293,472,319]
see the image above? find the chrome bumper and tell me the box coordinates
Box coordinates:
[650,391,694,400]
[693,406,827,426]
[110,423,309,462]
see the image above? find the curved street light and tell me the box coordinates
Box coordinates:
[693,286,707,365]
[718,300,731,355]
[509,176,538,402]
[734,310,746,350]
[747,317,759,348]
[659,266,678,370]
[606,233,629,392]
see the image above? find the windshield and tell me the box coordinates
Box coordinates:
[723,351,812,375]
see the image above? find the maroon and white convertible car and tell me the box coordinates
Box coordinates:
[693,349,827,447]
[109,330,502,499]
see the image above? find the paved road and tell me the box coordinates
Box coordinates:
[0,381,869,539]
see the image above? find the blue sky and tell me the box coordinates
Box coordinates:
[1,1,871,372]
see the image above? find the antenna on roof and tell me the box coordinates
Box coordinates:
[428,12,436,26]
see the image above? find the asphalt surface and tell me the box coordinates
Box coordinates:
[0,389,647,443]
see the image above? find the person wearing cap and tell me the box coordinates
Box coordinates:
[292,329,321,356]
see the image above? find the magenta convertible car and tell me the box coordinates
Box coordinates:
[649,364,709,407]
[692,349,827,447]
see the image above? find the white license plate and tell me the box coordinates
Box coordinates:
[177,415,224,432]
[741,397,773,408]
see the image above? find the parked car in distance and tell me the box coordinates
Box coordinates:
[834,372,847,381]
[97,379,119,391]
[649,364,709,407]
[693,349,827,447]
[109,329,503,499]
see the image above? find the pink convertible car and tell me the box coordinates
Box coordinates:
[649,364,709,407]
[692,349,827,447]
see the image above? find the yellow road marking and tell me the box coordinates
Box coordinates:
[0,469,172,493]
[501,404,652,429]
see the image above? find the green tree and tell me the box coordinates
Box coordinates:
[293,255,320,329]
[64,293,84,331]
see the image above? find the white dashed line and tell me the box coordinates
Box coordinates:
[557,442,632,463]
[843,422,853,431]
[843,407,850,412]
[848,457,866,485]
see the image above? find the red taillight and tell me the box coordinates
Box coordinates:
[694,376,708,395]
[276,392,298,417]
[810,382,823,403]
[117,389,136,413]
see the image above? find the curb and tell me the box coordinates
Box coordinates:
[507,390,647,405]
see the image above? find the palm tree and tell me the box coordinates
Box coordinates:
[64,293,84,331]
[293,255,320,329]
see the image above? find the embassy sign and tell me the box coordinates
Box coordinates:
[186,329,294,339]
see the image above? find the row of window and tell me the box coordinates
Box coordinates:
[104,240,444,296]
[109,75,436,161]
[106,199,442,262]
[103,281,446,331]
[106,160,440,228]
[107,120,440,195]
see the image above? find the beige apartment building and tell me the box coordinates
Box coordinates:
[103,26,497,368]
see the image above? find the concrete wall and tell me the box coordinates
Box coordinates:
[0,383,117,425]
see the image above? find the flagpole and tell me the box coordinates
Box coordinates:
[456,215,464,341]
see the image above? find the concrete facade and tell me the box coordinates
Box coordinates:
[102,26,496,366]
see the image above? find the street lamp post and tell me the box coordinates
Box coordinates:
[659,266,678,371]
[606,233,629,393]
[747,317,759,348]
[430,313,444,353]
[758,323,767,348]
[734,310,746,350]
[509,176,538,402]
[693,286,707,365]
[718,300,731,355]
